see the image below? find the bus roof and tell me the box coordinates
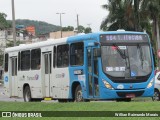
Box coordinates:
[5,31,147,53]
[5,37,67,53]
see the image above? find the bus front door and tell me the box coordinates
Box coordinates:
[44,52,52,97]
[10,57,18,96]
[87,47,99,98]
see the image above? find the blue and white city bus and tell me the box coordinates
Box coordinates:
[4,30,154,102]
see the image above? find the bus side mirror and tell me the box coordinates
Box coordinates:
[94,48,101,57]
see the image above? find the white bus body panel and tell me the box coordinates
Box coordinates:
[17,70,42,98]
[52,68,70,98]
[4,37,71,99]
[4,72,9,96]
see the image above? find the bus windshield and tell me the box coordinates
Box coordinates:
[101,44,152,78]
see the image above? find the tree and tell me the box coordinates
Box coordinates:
[84,27,92,34]
[140,0,160,67]
[100,0,135,31]
[6,40,24,47]
[62,26,74,31]
[134,0,145,31]
[0,50,3,66]
[0,13,9,30]
[76,25,85,33]
[100,0,152,32]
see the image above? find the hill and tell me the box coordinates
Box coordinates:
[7,19,61,36]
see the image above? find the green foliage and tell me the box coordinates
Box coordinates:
[0,101,159,111]
[6,40,24,48]
[75,25,85,33]
[100,0,154,32]
[75,25,92,33]
[84,27,92,34]
[101,0,138,31]
[62,26,74,31]
[0,53,3,66]
[0,12,10,30]
[7,19,61,36]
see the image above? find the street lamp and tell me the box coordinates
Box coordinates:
[11,0,16,46]
[56,13,65,38]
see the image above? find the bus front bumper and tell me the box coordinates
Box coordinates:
[100,86,154,99]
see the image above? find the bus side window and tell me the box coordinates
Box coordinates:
[57,44,69,68]
[31,49,41,70]
[21,50,31,70]
[93,49,98,75]
[4,53,8,72]
[18,52,21,71]
[70,42,84,66]
[53,46,56,68]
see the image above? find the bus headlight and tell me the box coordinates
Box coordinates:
[102,80,114,90]
[147,78,154,88]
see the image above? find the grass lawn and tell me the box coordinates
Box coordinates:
[0,101,160,120]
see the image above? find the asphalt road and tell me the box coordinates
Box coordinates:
[0,85,57,102]
[0,85,23,102]
[0,85,111,103]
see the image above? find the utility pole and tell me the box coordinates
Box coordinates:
[56,13,65,38]
[76,14,79,33]
[87,23,91,28]
[12,0,16,46]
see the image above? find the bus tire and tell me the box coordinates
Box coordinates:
[152,89,160,101]
[23,86,32,102]
[75,85,83,102]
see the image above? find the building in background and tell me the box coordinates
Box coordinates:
[25,26,36,37]
[50,31,77,39]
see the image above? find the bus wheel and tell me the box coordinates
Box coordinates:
[152,90,160,101]
[23,86,32,102]
[75,85,83,102]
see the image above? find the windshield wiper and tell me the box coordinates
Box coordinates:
[112,44,131,78]
[113,44,128,59]
[138,45,144,69]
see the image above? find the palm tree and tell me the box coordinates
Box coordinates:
[140,0,160,67]
[100,0,135,31]
[100,0,153,32]
[134,0,141,31]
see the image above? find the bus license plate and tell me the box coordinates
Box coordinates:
[126,94,135,98]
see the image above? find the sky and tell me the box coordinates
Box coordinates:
[0,0,108,32]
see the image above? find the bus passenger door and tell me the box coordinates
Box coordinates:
[11,57,18,96]
[87,47,99,98]
[44,52,52,97]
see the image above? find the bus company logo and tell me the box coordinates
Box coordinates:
[27,74,39,81]
[35,74,39,80]
[117,84,124,89]
[62,73,65,78]
[130,84,133,89]
[56,73,65,78]
[5,76,8,82]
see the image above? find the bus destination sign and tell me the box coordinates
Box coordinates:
[100,34,148,44]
